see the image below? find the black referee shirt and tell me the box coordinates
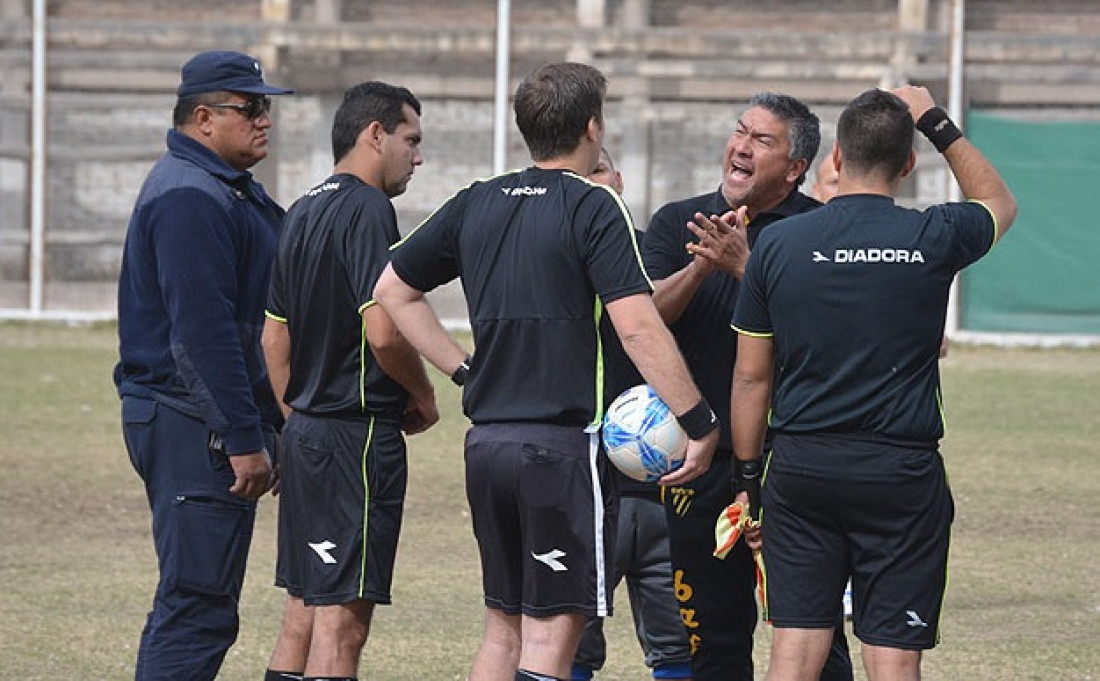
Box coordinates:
[267,173,408,417]
[390,166,651,427]
[733,194,997,444]
[642,187,820,446]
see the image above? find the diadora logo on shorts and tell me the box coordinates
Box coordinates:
[905,609,929,628]
[309,540,338,564]
[500,186,548,197]
[531,548,568,572]
[812,248,925,264]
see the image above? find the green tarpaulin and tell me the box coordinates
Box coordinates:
[961,111,1100,335]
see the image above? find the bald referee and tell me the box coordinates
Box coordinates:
[374,62,718,681]
[730,86,1017,681]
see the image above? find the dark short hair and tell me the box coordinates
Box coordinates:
[514,63,606,161]
[332,81,422,164]
[836,89,914,180]
[171,91,231,127]
[747,92,821,186]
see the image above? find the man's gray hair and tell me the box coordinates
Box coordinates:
[748,92,821,186]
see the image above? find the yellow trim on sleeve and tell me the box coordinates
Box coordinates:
[730,323,774,338]
[264,310,287,323]
[966,199,1000,250]
[569,173,652,288]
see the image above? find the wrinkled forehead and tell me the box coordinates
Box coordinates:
[736,106,791,140]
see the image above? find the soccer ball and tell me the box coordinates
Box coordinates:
[602,384,688,482]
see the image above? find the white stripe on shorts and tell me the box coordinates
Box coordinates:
[587,430,608,616]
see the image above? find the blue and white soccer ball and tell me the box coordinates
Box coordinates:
[602,384,688,482]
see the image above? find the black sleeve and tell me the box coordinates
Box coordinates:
[731,244,773,336]
[940,201,999,272]
[642,202,692,280]
[389,189,466,292]
[346,188,401,307]
[579,186,651,304]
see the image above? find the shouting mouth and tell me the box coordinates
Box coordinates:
[728,160,753,182]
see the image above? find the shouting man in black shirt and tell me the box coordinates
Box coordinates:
[644,92,852,681]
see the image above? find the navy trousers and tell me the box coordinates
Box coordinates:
[122,396,268,681]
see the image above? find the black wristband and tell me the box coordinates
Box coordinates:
[676,398,719,440]
[916,107,964,154]
[450,355,471,386]
[732,458,763,519]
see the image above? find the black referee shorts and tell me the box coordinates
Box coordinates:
[275,411,407,606]
[465,423,617,618]
[762,433,954,650]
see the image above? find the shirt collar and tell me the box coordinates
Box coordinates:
[166,129,254,188]
[768,188,820,217]
[712,186,819,223]
[711,186,733,216]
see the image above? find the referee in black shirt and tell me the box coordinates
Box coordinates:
[731,86,1017,681]
[374,63,718,681]
[262,82,438,681]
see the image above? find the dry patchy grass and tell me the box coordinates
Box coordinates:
[0,325,1097,679]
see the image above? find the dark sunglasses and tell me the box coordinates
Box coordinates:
[207,96,272,120]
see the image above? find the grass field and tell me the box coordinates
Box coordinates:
[1,322,1098,680]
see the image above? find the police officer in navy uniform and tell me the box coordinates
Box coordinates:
[116,50,291,680]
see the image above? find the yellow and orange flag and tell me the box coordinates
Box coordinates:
[713,500,769,621]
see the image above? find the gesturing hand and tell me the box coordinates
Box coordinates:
[686,206,750,278]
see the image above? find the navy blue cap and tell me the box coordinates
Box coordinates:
[177,50,294,97]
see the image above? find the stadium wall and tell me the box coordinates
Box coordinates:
[0,0,1098,339]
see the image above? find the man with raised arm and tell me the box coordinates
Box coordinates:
[731,86,1017,681]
